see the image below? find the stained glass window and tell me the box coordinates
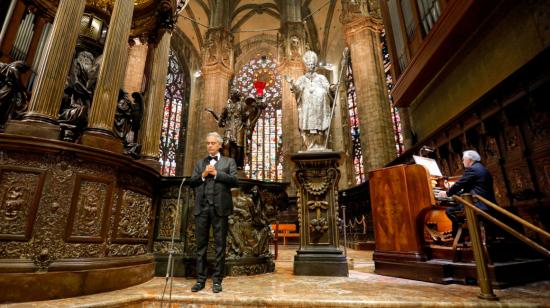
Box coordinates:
[159,48,189,176]
[233,53,283,181]
[381,30,404,155]
[345,59,365,184]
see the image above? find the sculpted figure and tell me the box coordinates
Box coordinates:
[205,89,266,168]
[114,90,143,158]
[227,186,275,258]
[0,60,29,128]
[285,51,333,151]
[58,51,99,140]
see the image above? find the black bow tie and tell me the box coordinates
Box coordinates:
[208,156,218,161]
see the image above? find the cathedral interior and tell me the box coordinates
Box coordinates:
[0,0,549,306]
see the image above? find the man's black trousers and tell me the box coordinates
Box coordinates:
[195,203,228,284]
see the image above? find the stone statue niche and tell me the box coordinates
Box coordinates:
[285,50,335,152]
[205,89,266,169]
[0,60,30,129]
[58,51,100,142]
[114,90,144,158]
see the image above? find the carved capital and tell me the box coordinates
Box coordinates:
[202,29,234,69]
[343,15,383,45]
[340,0,382,23]
[278,22,307,62]
[201,62,234,79]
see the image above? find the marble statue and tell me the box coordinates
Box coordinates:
[285,50,333,151]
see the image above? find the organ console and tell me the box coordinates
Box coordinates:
[369,159,547,286]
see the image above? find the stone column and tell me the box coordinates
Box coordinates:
[342,2,396,172]
[292,152,348,276]
[80,0,134,153]
[332,85,355,188]
[183,71,204,176]
[188,28,234,164]
[279,60,304,185]
[138,32,171,170]
[278,19,306,194]
[6,0,86,139]
[398,107,414,150]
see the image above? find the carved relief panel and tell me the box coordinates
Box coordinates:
[65,175,114,242]
[0,167,45,241]
[153,183,190,255]
[113,188,152,243]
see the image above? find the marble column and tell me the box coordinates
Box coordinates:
[342,6,396,172]
[6,0,86,139]
[138,32,171,170]
[80,0,134,152]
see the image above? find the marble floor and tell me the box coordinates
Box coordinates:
[3,246,550,308]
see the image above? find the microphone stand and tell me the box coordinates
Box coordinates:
[160,177,186,308]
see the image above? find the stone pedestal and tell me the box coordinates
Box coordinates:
[291,151,348,276]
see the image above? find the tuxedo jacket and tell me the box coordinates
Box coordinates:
[447,161,496,210]
[189,155,238,216]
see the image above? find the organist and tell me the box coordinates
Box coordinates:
[436,150,496,237]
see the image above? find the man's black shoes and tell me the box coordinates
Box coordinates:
[191,282,205,292]
[212,282,222,293]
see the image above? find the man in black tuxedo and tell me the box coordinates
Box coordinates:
[189,132,238,293]
[438,150,496,236]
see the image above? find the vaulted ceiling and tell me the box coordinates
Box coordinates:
[176,0,346,67]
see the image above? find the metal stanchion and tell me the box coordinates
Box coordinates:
[342,205,347,257]
[462,194,498,301]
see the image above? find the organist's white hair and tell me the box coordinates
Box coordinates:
[463,150,481,162]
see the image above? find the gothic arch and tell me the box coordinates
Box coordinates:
[234,33,278,72]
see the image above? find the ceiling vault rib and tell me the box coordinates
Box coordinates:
[231,8,280,33]
[195,0,210,17]
[185,5,203,49]
[231,3,279,22]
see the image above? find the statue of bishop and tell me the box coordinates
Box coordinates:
[285,51,333,151]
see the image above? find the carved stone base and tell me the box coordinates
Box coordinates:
[291,151,348,277]
[294,250,348,276]
[0,261,154,303]
[4,120,60,140]
[80,130,123,154]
